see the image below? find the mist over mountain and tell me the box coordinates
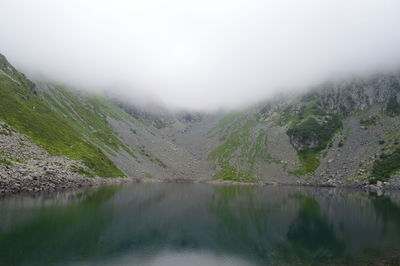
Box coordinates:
[1,0,400,110]
[4,2,400,265]
[3,57,400,262]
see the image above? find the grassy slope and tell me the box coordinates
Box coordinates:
[40,85,137,159]
[208,112,269,182]
[0,55,124,177]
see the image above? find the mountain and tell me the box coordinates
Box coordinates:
[0,53,204,191]
[0,54,123,177]
[205,73,400,186]
[2,51,400,190]
[38,84,206,180]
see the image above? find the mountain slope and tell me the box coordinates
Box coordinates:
[205,109,301,183]
[0,54,124,177]
[206,73,400,185]
[3,51,400,187]
[39,84,208,179]
[0,53,207,180]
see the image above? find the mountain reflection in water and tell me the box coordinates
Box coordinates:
[0,184,400,265]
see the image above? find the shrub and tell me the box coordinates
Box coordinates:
[386,96,400,117]
[371,147,400,182]
[287,115,342,151]
[360,116,378,126]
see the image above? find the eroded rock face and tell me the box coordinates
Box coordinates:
[281,73,400,160]
[316,74,400,115]
[289,134,319,151]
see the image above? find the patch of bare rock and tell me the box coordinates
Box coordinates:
[0,121,136,196]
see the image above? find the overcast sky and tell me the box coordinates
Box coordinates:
[1,0,400,110]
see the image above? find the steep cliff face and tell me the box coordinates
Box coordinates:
[280,73,400,154]
[312,73,400,114]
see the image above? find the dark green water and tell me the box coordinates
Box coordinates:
[1,184,400,266]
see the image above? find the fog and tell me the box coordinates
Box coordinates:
[1,0,400,111]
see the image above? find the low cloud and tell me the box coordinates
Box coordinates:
[1,0,400,110]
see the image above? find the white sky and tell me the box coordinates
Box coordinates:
[1,0,400,110]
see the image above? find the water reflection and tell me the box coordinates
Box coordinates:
[0,184,399,265]
[0,185,120,266]
[278,195,345,265]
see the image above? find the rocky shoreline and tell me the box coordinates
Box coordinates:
[0,174,140,196]
[129,176,400,193]
[2,174,399,197]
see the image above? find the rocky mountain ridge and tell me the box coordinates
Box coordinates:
[204,71,400,187]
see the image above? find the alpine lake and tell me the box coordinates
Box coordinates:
[1,183,400,265]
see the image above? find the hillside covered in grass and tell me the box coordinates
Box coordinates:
[0,54,125,177]
[0,53,208,181]
[40,84,138,159]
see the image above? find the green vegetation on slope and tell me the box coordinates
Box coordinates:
[287,115,342,152]
[291,149,321,175]
[213,161,258,182]
[371,147,400,183]
[281,97,342,174]
[40,85,136,159]
[139,145,167,168]
[208,112,269,182]
[0,54,37,93]
[207,111,244,138]
[278,98,327,126]
[0,58,124,177]
[360,115,378,126]
[386,96,400,117]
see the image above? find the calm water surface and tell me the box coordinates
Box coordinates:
[1,183,400,265]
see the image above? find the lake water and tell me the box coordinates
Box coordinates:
[1,183,400,265]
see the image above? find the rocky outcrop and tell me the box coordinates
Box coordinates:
[0,121,132,195]
[314,73,400,114]
[289,134,319,151]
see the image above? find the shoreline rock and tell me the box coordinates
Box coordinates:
[0,120,140,196]
[0,175,140,196]
[3,174,400,197]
